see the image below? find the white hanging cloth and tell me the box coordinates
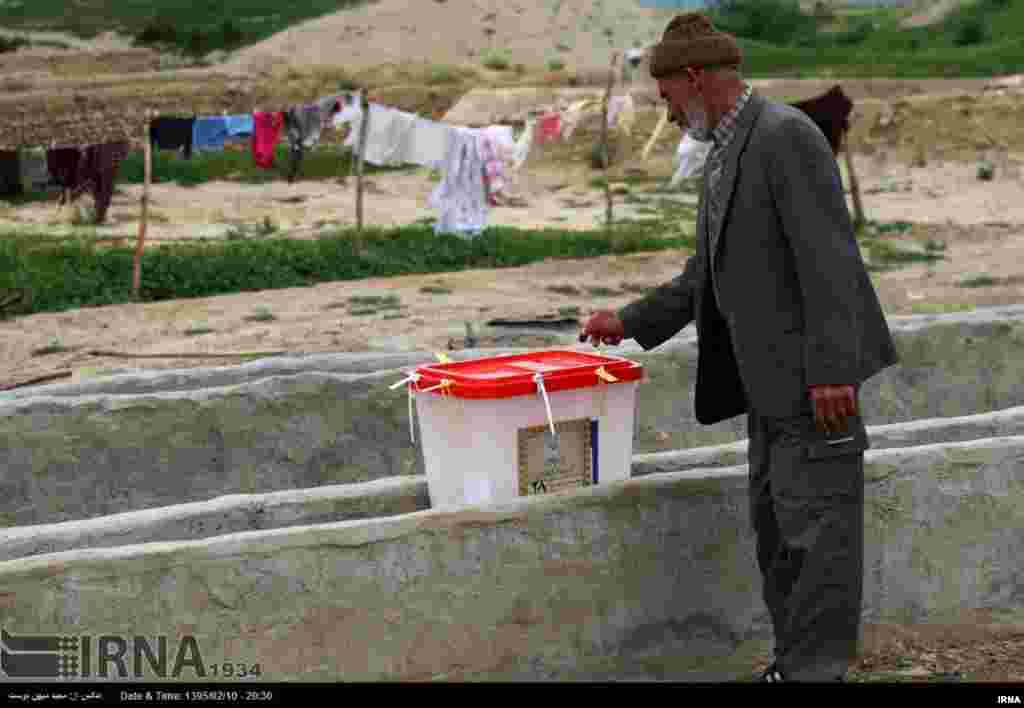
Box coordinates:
[668,133,712,188]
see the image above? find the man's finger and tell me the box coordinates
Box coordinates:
[814,401,827,434]
[824,397,838,435]
[831,396,846,434]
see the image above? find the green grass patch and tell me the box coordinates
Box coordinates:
[0,35,31,53]
[424,64,462,85]
[480,49,511,71]
[348,294,400,309]
[30,338,71,357]
[585,286,621,298]
[244,306,276,322]
[958,275,999,288]
[910,303,975,315]
[0,223,693,318]
[184,324,214,336]
[557,306,581,317]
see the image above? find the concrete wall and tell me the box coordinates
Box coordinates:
[0,371,422,527]
[0,476,427,562]
[1,435,1021,682]
[632,404,1024,477]
[4,306,1024,527]
[6,405,1024,563]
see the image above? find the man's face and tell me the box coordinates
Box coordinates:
[658,70,708,136]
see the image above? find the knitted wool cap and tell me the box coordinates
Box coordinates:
[648,12,743,79]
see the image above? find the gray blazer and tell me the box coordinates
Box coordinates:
[619,91,899,425]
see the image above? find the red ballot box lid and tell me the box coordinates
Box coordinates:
[413,349,644,400]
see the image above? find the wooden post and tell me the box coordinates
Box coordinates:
[354,87,371,249]
[641,105,668,162]
[132,109,153,300]
[841,130,866,231]
[601,52,619,230]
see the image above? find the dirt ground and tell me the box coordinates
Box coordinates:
[2,27,1024,680]
[2,143,1023,389]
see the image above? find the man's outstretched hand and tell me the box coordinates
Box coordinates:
[579,310,626,347]
[809,384,858,436]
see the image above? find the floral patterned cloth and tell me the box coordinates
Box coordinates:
[429,126,489,239]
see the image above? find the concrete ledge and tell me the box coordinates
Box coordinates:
[0,371,424,527]
[0,476,428,562]
[5,305,1024,527]
[6,406,1024,562]
[0,349,537,400]
[0,436,1020,681]
[6,304,1024,400]
[633,404,1024,477]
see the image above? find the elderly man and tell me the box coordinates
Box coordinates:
[580,12,899,682]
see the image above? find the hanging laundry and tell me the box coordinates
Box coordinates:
[0,150,22,197]
[282,96,342,182]
[332,92,363,131]
[288,94,344,150]
[668,133,712,188]
[560,99,598,141]
[476,130,501,206]
[429,126,489,239]
[612,92,636,137]
[192,116,230,153]
[252,111,284,169]
[282,110,306,183]
[536,113,562,145]
[377,110,419,166]
[477,125,515,197]
[607,96,626,128]
[46,146,82,203]
[150,116,196,159]
[510,117,537,171]
[399,116,450,169]
[225,114,255,141]
[18,147,49,192]
[66,141,130,224]
[342,104,418,167]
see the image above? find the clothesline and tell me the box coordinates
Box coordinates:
[2,87,642,236]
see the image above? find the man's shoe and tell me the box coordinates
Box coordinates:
[761,663,786,682]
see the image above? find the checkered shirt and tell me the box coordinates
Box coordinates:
[704,83,753,312]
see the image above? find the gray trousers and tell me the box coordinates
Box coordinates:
[747,391,866,681]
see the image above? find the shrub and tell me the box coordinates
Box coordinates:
[186,30,207,56]
[709,0,817,46]
[136,17,178,45]
[953,17,988,47]
[0,36,29,54]
[481,49,511,70]
[220,19,244,48]
[547,58,565,71]
[833,18,874,47]
[425,65,456,84]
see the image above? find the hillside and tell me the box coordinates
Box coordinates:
[222,0,680,75]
